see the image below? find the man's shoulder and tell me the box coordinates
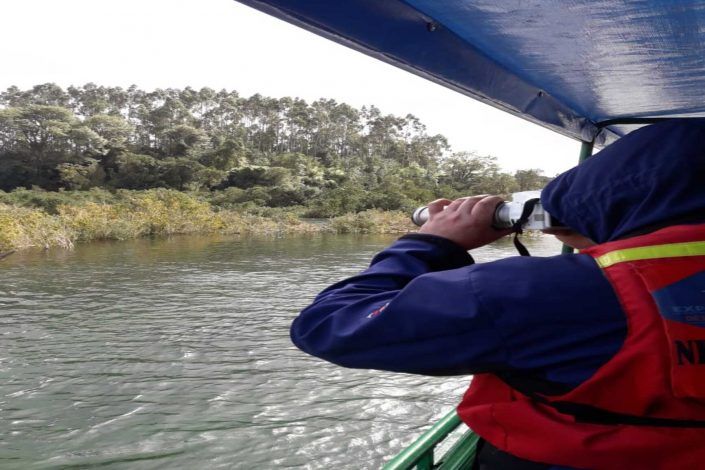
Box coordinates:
[470,252,601,281]
[467,253,618,314]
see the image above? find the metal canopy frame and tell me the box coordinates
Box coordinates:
[235,0,705,155]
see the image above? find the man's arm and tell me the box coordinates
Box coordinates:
[291,234,627,386]
[291,234,510,375]
[292,196,513,375]
[291,195,627,386]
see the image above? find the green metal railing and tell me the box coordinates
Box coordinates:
[382,410,479,470]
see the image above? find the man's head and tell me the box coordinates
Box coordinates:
[541,119,705,244]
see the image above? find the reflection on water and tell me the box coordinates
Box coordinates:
[0,233,561,468]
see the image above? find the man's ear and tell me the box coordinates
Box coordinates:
[548,231,596,250]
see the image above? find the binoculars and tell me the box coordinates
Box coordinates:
[411,192,564,230]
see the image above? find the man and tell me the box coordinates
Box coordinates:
[291,119,705,469]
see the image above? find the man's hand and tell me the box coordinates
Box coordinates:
[418,195,512,250]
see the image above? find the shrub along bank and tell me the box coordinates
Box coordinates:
[0,189,415,253]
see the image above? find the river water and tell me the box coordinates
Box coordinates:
[0,233,561,469]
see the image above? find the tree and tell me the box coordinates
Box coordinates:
[0,84,548,209]
[163,124,208,158]
[270,152,325,185]
[0,105,104,189]
[157,157,206,190]
[69,83,111,116]
[438,152,519,197]
[199,138,244,170]
[84,114,133,148]
[108,152,160,189]
[218,166,292,189]
[439,152,498,192]
[58,159,106,189]
[514,169,552,191]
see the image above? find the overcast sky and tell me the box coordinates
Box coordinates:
[0,0,580,175]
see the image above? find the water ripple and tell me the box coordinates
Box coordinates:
[0,234,561,468]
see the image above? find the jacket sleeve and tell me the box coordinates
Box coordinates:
[290,234,510,375]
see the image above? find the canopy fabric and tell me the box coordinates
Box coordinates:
[235,0,705,146]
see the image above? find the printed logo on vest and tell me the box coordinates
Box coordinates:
[652,271,705,328]
[674,340,705,365]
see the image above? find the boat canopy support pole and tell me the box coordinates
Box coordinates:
[561,139,594,254]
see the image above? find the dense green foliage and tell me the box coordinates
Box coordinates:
[0,84,551,218]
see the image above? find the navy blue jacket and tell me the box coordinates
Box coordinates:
[292,234,625,391]
[291,119,705,465]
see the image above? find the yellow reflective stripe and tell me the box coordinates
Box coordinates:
[595,241,705,268]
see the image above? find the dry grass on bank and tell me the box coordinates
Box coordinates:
[0,191,415,253]
[329,210,415,234]
[0,204,74,251]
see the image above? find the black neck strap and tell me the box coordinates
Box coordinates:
[511,198,540,257]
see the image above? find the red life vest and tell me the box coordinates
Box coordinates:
[457,224,705,470]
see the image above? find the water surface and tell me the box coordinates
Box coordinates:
[0,234,562,469]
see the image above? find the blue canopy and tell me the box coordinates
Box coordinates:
[234,0,705,145]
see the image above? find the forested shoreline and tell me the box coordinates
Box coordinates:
[0,83,551,252]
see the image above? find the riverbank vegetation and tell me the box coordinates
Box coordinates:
[0,84,552,251]
[0,189,415,252]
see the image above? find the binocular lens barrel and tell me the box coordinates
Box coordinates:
[411,207,429,226]
[493,204,513,228]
